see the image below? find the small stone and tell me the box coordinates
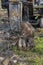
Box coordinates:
[0,57,4,61]
[12,60,17,63]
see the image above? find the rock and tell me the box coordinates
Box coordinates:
[19,61,28,65]
[21,22,35,37]
[0,57,4,62]
[11,59,17,64]
[20,22,35,49]
[22,39,26,48]
[18,38,23,48]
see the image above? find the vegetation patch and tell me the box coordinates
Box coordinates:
[12,36,43,65]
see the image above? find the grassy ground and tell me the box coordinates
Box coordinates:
[12,29,43,65]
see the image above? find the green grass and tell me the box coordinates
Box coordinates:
[12,37,43,65]
[33,37,43,54]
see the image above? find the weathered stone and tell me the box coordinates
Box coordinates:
[18,38,23,48]
[20,22,35,49]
